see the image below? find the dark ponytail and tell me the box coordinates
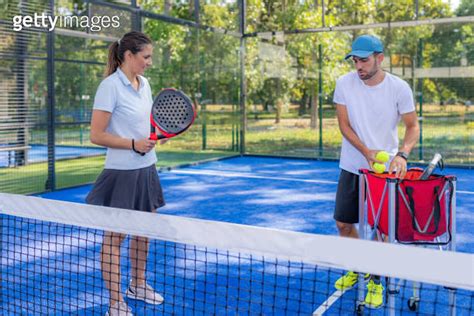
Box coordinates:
[105,31,152,77]
[105,41,121,77]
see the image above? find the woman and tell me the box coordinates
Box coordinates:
[87,31,165,316]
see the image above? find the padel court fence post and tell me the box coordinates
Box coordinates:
[201,103,207,150]
[318,44,323,157]
[232,103,237,151]
[319,0,326,158]
[239,0,246,155]
[79,63,85,145]
[357,169,457,315]
[131,0,142,32]
[14,1,28,167]
[417,38,424,161]
[46,0,56,192]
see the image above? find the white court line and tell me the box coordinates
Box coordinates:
[171,169,474,195]
[171,169,338,185]
[312,289,349,315]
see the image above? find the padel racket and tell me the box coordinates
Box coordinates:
[149,88,196,140]
[419,153,444,180]
[139,88,196,156]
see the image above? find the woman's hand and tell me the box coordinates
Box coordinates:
[134,138,157,153]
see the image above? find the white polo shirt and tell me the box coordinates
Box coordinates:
[93,68,157,170]
[333,71,415,174]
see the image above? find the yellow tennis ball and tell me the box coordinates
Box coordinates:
[372,162,386,174]
[375,151,390,163]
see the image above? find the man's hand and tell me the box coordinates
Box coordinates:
[364,149,385,166]
[389,156,407,178]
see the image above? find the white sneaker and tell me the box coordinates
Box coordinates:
[105,301,133,316]
[126,281,164,305]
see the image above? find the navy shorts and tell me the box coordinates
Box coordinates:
[334,169,360,224]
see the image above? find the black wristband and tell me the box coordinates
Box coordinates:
[396,151,408,161]
[131,139,141,154]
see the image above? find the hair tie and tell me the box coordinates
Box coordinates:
[117,37,122,46]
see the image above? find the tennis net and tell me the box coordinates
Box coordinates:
[0,192,473,315]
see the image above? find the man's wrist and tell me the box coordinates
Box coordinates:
[361,147,370,158]
[396,151,409,161]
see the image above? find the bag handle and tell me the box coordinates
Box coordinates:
[405,186,441,235]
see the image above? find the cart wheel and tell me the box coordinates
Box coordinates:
[408,297,419,311]
[356,303,364,315]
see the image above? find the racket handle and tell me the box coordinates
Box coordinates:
[141,134,156,156]
[149,123,157,140]
[419,153,442,180]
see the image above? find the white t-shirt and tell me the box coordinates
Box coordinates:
[93,68,157,170]
[333,71,415,174]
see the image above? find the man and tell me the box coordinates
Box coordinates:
[333,34,420,308]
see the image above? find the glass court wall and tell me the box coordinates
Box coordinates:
[1,0,472,194]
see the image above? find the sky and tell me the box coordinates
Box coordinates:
[447,0,460,10]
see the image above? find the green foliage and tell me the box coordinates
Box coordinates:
[457,0,474,16]
[245,0,471,119]
[200,1,239,31]
[326,0,377,26]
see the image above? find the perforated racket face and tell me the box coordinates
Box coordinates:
[151,89,195,135]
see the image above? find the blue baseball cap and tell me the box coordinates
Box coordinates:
[345,35,384,59]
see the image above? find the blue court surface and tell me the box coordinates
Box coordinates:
[2,156,473,315]
[0,144,106,167]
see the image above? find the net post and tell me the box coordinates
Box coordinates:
[387,178,397,243]
[387,178,397,316]
[448,178,457,315]
[449,178,457,252]
[358,171,366,240]
[357,171,366,312]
